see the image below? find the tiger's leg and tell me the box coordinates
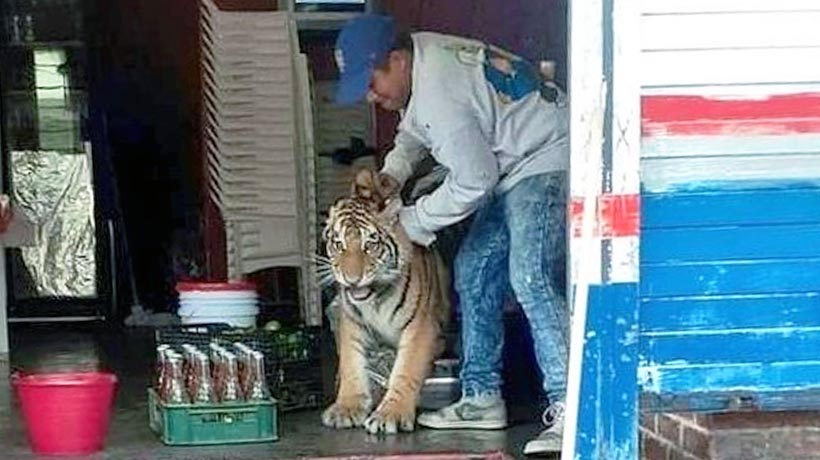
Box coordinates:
[364,313,438,434]
[322,312,373,429]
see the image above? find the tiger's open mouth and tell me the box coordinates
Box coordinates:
[347,286,374,302]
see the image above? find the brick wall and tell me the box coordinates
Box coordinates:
[641,411,820,460]
[709,412,820,460]
[641,413,713,460]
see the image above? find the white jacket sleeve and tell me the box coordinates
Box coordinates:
[399,118,498,246]
[380,127,427,187]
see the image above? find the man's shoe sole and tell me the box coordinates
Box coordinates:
[523,441,561,456]
[417,419,508,430]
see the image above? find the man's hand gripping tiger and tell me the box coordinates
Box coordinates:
[318,168,451,435]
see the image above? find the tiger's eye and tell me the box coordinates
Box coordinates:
[364,240,379,254]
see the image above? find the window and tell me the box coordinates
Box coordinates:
[33,49,80,152]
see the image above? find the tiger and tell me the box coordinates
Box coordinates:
[317,168,451,435]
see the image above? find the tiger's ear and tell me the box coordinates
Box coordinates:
[352,168,378,200]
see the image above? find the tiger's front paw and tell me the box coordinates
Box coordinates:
[364,400,416,435]
[322,399,371,429]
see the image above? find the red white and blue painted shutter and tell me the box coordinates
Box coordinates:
[639,0,820,413]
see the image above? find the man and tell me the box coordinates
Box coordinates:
[334,14,569,455]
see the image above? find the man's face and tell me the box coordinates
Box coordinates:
[366,51,411,112]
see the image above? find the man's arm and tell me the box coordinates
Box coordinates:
[380,128,428,188]
[399,117,498,246]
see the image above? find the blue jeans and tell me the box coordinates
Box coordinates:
[455,172,569,403]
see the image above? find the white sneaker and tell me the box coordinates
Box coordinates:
[524,401,565,455]
[417,395,508,430]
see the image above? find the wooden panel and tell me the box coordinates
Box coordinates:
[640,363,820,413]
[643,224,820,263]
[641,329,820,365]
[642,258,820,297]
[640,361,820,395]
[642,12,820,51]
[641,293,820,333]
[641,94,820,138]
[639,184,820,403]
[640,94,820,190]
[641,0,820,14]
[643,135,820,158]
[640,93,820,198]
[642,82,820,97]
[578,283,640,458]
[636,0,820,401]
[641,154,820,193]
[642,388,820,413]
[641,47,820,88]
[644,187,820,229]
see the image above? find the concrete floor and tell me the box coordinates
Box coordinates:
[0,324,545,460]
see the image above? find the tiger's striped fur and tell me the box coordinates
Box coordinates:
[319,168,451,435]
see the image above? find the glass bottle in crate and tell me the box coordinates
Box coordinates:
[209,343,224,398]
[162,351,180,397]
[209,343,224,376]
[6,14,21,44]
[221,352,241,402]
[155,345,170,392]
[276,367,288,404]
[247,351,271,401]
[233,342,248,394]
[23,13,33,42]
[181,344,197,397]
[164,355,189,404]
[159,350,179,401]
[192,352,216,404]
[187,350,201,402]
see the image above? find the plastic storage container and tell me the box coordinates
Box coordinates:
[176,281,259,328]
[147,388,278,445]
[13,372,117,455]
[156,324,323,411]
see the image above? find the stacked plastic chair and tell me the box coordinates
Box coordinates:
[199,0,320,325]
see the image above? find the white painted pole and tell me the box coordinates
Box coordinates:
[561,86,606,460]
[562,0,606,457]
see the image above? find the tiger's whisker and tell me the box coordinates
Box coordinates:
[310,256,332,266]
[318,277,337,288]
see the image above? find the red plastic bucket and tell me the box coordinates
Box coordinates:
[176,280,256,292]
[13,372,118,455]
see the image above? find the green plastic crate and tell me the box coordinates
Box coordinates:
[147,389,279,445]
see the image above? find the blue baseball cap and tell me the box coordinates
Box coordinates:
[334,14,397,105]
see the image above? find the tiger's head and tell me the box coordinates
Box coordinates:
[320,168,411,306]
